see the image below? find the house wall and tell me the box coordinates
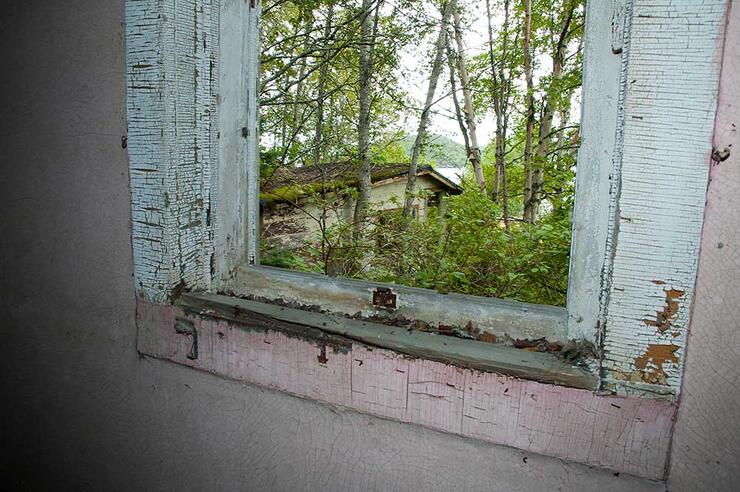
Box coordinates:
[0,2,645,489]
[668,2,740,490]
[0,1,738,491]
[263,176,436,248]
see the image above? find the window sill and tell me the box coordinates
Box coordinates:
[180,292,597,390]
[229,265,568,343]
[136,294,674,479]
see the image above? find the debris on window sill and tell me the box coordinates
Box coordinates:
[180,292,598,390]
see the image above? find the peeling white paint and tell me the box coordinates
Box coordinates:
[567,0,623,342]
[125,0,729,400]
[600,0,726,395]
[126,0,218,301]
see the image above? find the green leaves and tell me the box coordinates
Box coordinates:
[259,0,582,306]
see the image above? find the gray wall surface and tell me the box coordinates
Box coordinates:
[0,1,735,491]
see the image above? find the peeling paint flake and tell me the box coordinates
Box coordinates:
[642,288,685,333]
[601,0,726,396]
[634,344,680,386]
[126,0,217,302]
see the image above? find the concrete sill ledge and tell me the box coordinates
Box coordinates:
[180,292,597,390]
[231,265,568,342]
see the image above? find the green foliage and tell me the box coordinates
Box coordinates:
[370,140,410,164]
[266,190,571,306]
[260,239,314,272]
[259,0,584,306]
[401,133,467,168]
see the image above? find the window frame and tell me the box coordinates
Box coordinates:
[125,0,726,399]
[234,0,613,350]
[125,0,729,478]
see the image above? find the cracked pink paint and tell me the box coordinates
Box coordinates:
[137,298,676,480]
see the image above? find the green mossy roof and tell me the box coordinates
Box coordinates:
[260,162,460,204]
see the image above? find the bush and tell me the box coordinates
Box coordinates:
[261,191,571,306]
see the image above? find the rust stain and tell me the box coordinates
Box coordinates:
[633,344,680,385]
[372,287,397,310]
[643,288,685,333]
[478,332,497,343]
[317,345,328,364]
[611,369,644,383]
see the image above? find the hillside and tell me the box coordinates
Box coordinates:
[401,133,467,168]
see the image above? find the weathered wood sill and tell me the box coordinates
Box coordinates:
[230,265,568,342]
[180,292,598,390]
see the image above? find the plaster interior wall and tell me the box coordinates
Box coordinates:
[0,1,734,491]
[668,2,740,490]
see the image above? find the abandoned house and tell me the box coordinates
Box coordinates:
[261,163,462,246]
[2,0,740,491]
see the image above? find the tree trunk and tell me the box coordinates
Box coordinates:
[353,0,381,241]
[446,38,470,163]
[522,0,536,223]
[452,5,485,193]
[530,1,575,223]
[497,0,511,229]
[486,0,510,228]
[311,2,334,168]
[485,0,500,203]
[403,0,457,216]
[291,14,315,162]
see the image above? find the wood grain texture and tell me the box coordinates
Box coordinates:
[351,345,410,420]
[601,0,727,395]
[126,0,217,302]
[212,0,248,283]
[669,2,740,489]
[462,371,675,478]
[567,0,622,342]
[180,292,597,389]
[138,298,676,479]
[0,0,671,489]
[406,359,466,434]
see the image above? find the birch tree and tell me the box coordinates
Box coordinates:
[403,0,457,217]
[353,0,383,241]
[486,0,512,228]
[311,2,334,168]
[530,0,576,222]
[522,0,536,223]
[452,4,486,193]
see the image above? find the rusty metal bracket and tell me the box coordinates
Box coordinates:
[372,287,397,310]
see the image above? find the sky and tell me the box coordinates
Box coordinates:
[396,0,579,150]
[397,0,505,148]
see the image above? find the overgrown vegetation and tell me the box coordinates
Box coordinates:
[259,0,583,306]
[262,188,570,305]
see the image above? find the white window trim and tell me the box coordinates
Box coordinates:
[126,0,727,398]
[233,0,613,344]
